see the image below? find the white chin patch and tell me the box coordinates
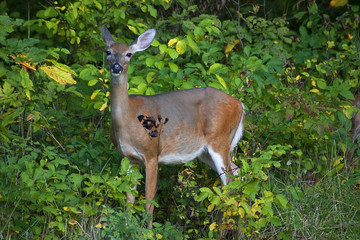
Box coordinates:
[111,71,122,75]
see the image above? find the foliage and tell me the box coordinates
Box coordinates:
[1,0,360,239]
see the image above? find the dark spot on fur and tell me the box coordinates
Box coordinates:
[138,114,168,138]
[149,130,158,137]
[137,115,144,122]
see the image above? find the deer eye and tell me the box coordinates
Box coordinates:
[126,52,132,58]
[106,50,111,56]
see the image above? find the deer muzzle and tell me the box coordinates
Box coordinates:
[111,63,123,74]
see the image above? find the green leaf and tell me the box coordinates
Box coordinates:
[194,26,205,39]
[275,194,289,209]
[340,89,354,100]
[243,180,260,200]
[269,216,282,226]
[208,63,223,74]
[89,175,103,183]
[20,68,33,100]
[43,206,59,215]
[69,173,84,188]
[287,186,305,201]
[88,79,98,86]
[121,158,130,175]
[181,82,194,89]
[200,187,213,194]
[168,49,179,59]
[147,4,157,18]
[244,46,251,56]
[176,40,186,55]
[146,72,156,83]
[195,192,209,202]
[137,83,147,94]
[159,44,167,54]
[145,87,155,95]
[186,34,200,54]
[146,57,154,67]
[155,61,165,70]
[130,76,145,85]
[299,26,308,38]
[213,187,222,196]
[182,21,196,31]
[168,62,179,72]
[240,201,250,214]
[209,195,221,205]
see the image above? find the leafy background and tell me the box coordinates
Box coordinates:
[1,0,360,239]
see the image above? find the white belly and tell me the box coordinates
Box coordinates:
[158,147,204,165]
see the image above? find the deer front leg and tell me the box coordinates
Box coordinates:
[144,158,158,228]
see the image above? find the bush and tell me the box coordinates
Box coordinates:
[1,0,360,239]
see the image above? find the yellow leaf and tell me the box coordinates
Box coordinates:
[209,222,217,231]
[168,38,178,47]
[238,207,245,218]
[311,79,316,87]
[330,0,348,7]
[91,90,100,100]
[225,40,240,58]
[215,74,227,89]
[333,157,343,167]
[146,232,154,238]
[99,102,108,111]
[225,44,235,57]
[26,114,35,121]
[207,203,215,212]
[128,25,138,35]
[55,6,66,11]
[327,41,335,49]
[310,88,319,93]
[69,219,77,225]
[41,65,76,85]
[9,53,37,71]
[156,233,163,239]
[213,178,221,187]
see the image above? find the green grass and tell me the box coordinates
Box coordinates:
[266,170,360,239]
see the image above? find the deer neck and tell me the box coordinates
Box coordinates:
[110,69,131,125]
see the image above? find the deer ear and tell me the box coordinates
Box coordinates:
[102,25,115,48]
[130,29,156,53]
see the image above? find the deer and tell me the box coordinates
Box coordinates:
[101,25,245,228]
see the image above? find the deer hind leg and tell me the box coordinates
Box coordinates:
[200,149,239,181]
[144,157,159,228]
[207,147,233,185]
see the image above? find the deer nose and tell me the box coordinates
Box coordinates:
[112,63,123,74]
